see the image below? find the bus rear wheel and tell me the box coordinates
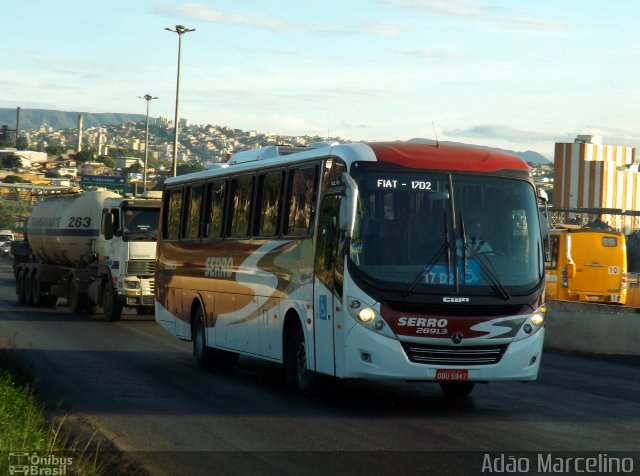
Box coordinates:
[439,382,475,397]
[193,307,238,369]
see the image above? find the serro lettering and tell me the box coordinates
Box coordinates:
[204,257,234,278]
[398,317,448,328]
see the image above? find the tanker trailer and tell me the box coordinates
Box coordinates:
[15,189,161,321]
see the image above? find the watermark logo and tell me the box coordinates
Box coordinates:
[8,452,74,475]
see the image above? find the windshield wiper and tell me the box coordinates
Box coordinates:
[458,211,509,300]
[463,242,511,300]
[403,212,452,296]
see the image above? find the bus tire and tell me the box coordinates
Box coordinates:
[193,307,213,367]
[285,324,317,396]
[193,307,239,369]
[439,382,475,397]
[102,280,123,322]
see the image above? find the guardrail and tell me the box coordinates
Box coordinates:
[544,300,640,356]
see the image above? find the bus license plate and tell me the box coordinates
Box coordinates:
[436,369,468,381]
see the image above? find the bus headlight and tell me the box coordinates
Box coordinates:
[358,307,375,323]
[514,305,545,341]
[346,296,396,339]
[531,312,544,326]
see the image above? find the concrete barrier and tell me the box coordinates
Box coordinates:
[544,300,640,356]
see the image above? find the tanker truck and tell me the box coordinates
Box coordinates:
[13,189,161,321]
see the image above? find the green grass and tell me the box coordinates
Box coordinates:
[0,352,111,475]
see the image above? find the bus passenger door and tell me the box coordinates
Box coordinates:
[313,194,341,376]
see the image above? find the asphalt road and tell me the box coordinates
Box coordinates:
[0,259,639,476]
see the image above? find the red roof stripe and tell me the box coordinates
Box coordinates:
[366,142,530,172]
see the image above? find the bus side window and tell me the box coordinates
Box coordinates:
[256,171,283,237]
[164,188,184,240]
[285,165,318,236]
[184,184,204,239]
[204,180,227,239]
[228,176,254,238]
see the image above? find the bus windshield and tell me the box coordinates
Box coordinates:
[348,170,544,296]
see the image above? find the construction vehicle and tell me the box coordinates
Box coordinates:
[545,226,627,304]
[13,189,161,321]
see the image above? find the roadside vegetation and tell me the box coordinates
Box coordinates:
[0,351,107,475]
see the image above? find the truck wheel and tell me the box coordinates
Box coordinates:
[31,275,43,307]
[43,295,58,308]
[102,280,123,322]
[24,273,34,305]
[16,269,26,304]
[68,280,84,315]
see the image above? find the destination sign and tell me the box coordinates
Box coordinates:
[376,179,433,190]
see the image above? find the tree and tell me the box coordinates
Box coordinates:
[125,162,143,174]
[15,136,28,149]
[0,202,15,229]
[1,154,23,170]
[3,175,31,184]
[177,163,205,176]
[45,145,64,156]
[45,169,61,178]
[71,149,95,163]
[97,156,116,168]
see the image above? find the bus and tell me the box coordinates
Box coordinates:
[155,140,548,397]
[545,227,627,304]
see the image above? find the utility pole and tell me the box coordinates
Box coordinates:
[139,94,158,193]
[165,24,195,177]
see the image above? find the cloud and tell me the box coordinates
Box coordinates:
[407,48,464,59]
[151,3,292,31]
[315,23,402,37]
[444,124,566,144]
[340,121,370,129]
[577,126,640,149]
[376,0,566,31]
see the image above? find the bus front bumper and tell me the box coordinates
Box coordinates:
[342,325,545,382]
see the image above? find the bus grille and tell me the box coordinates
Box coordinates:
[401,342,508,366]
[126,259,155,276]
[386,302,525,317]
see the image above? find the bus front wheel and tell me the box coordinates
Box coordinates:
[285,325,317,396]
[439,382,475,397]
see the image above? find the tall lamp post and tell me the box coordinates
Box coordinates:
[139,94,158,193]
[165,24,195,177]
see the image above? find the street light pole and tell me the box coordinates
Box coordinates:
[139,94,158,193]
[165,24,195,177]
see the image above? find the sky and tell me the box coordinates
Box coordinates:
[2,0,640,160]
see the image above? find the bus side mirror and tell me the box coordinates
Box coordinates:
[539,211,549,237]
[538,188,548,204]
[339,198,348,231]
[339,172,359,235]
